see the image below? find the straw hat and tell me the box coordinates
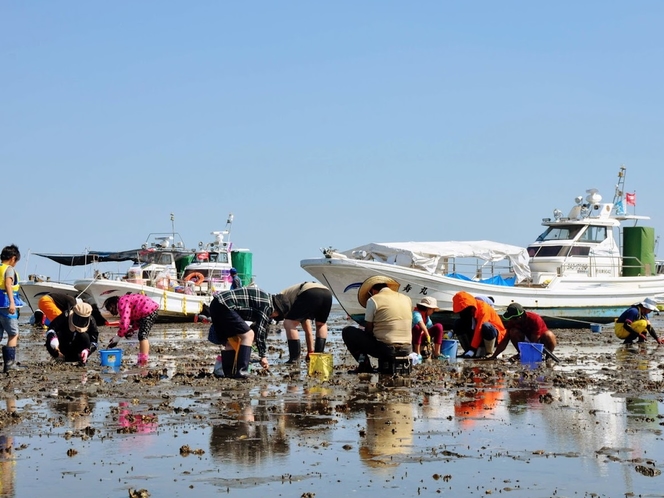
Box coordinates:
[357,276,400,308]
[417,296,439,310]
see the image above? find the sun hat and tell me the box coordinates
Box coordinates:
[503,302,525,320]
[417,296,439,310]
[357,276,400,308]
[638,297,658,312]
[69,302,92,333]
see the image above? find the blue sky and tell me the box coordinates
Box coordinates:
[2,1,663,293]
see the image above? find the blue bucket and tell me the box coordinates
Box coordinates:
[99,349,123,367]
[440,339,458,359]
[518,342,544,363]
[590,323,601,333]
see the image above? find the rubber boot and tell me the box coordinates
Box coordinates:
[235,345,253,379]
[137,353,149,366]
[314,337,327,353]
[2,346,16,373]
[483,338,496,356]
[285,339,301,364]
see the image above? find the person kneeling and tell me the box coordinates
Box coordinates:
[45,302,99,365]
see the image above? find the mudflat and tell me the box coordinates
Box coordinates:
[1,313,663,497]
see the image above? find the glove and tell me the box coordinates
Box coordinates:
[658,338,664,345]
[80,349,90,364]
[462,349,476,358]
[49,335,60,351]
[107,335,122,349]
[89,342,98,353]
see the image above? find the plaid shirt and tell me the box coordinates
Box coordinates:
[212,287,273,358]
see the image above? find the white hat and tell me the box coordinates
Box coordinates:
[638,297,658,312]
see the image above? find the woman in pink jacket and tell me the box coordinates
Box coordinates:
[104,294,159,365]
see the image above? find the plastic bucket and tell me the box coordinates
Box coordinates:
[440,340,458,359]
[308,353,333,381]
[518,342,544,363]
[590,324,602,333]
[99,349,123,367]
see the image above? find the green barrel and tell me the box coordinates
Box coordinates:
[231,250,253,286]
[176,254,195,276]
[622,226,656,276]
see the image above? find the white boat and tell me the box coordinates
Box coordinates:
[301,167,664,326]
[74,215,253,321]
[20,250,140,314]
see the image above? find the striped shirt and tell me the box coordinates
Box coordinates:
[212,287,273,358]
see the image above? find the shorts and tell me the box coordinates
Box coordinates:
[0,314,19,341]
[286,288,332,323]
[209,299,251,342]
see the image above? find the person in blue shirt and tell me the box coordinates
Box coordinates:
[230,268,243,290]
[614,297,662,344]
[411,296,444,359]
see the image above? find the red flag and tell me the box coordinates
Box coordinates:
[626,192,636,206]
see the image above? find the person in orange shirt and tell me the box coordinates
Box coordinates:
[452,291,506,358]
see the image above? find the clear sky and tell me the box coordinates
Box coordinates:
[3,1,663,293]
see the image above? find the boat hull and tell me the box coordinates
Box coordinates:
[301,257,664,327]
[20,281,90,313]
[74,279,210,321]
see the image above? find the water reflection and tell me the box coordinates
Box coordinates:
[210,392,288,465]
[0,397,16,497]
[282,385,335,430]
[50,394,94,431]
[359,402,413,470]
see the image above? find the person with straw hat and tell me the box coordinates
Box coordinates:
[614,297,663,344]
[342,275,413,374]
[487,302,557,360]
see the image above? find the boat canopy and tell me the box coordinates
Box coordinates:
[341,240,531,283]
[35,250,142,267]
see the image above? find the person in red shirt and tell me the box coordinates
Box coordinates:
[488,302,557,359]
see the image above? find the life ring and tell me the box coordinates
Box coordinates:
[184,272,205,285]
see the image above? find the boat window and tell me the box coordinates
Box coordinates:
[536,226,583,241]
[528,245,566,257]
[568,246,591,256]
[578,226,607,243]
[207,253,229,263]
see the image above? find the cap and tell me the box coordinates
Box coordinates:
[503,302,525,320]
[69,302,92,333]
[417,296,439,310]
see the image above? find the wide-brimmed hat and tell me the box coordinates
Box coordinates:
[638,297,658,312]
[417,296,439,310]
[357,276,400,308]
[503,302,525,320]
[69,302,92,333]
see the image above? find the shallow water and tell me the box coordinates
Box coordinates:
[2,312,664,497]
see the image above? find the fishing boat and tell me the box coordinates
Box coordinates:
[73,214,253,321]
[301,167,664,326]
[20,249,141,315]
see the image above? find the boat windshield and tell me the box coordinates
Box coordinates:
[536,226,583,241]
[138,251,175,265]
[207,252,230,263]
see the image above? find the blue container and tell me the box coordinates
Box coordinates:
[440,339,458,359]
[590,323,602,333]
[518,342,544,363]
[99,349,123,367]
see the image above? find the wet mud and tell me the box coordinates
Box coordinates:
[1,311,664,497]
